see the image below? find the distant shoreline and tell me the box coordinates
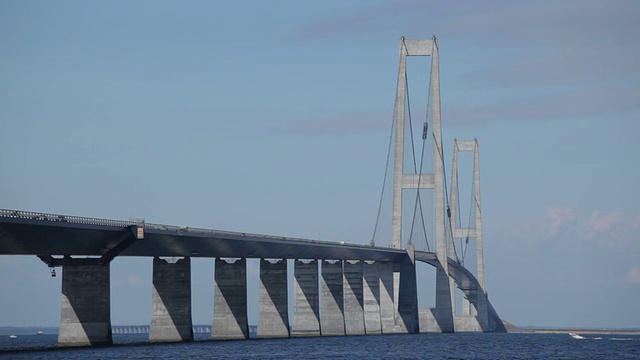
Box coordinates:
[502,320,640,335]
[525,329,640,335]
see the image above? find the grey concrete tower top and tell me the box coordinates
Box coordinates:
[450,139,485,291]
[391,36,445,264]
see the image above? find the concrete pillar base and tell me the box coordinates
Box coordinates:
[379,262,396,334]
[396,245,419,333]
[212,258,249,340]
[418,307,441,333]
[150,257,193,342]
[320,260,345,336]
[363,261,382,335]
[292,260,320,337]
[454,316,482,332]
[343,260,365,335]
[257,259,289,338]
[434,265,455,333]
[58,264,112,347]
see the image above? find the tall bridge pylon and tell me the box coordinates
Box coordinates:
[450,139,489,328]
[390,36,454,332]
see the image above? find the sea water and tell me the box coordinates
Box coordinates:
[1,333,639,359]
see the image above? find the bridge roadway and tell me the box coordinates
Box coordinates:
[0,210,482,290]
[0,209,409,261]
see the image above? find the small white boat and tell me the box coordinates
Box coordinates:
[9,335,17,339]
[37,331,44,335]
[569,332,585,339]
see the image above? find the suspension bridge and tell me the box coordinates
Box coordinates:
[0,36,506,347]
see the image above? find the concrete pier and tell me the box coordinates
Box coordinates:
[212,258,249,340]
[292,260,320,337]
[454,316,482,332]
[150,257,193,342]
[396,245,419,333]
[362,261,382,335]
[434,265,455,333]
[343,260,365,335]
[475,291,490,331]
[58,264,112,346]
[379,262,396,333]
[418,307,440,333]
[320,260,345,336]
[257,259,289,338]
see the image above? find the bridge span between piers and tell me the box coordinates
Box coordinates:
[0,209,505,347]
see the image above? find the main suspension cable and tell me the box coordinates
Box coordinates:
[370,106,396,247]
[370,43,405,247]
[433,122,460,263]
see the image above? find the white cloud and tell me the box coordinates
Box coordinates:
[512,207,639,254]
[626,267,640,285]
[589,211,623,232]
[545,205,577,236]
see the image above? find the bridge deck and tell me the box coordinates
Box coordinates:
[0,209,407,261]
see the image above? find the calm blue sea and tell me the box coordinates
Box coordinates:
[1,333,639,359]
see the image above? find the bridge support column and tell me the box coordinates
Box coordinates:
[475,291,490,331]
[58,264,112,347]
[212,258,249,340]
[292,260,320,337]
[343,260,365,335]
[379,262,396,333]
[418,307,440,333]
[396,244,419,333]
[257,259,289,338]
[434,265,455,333]
[454,315,482,332]
[362,261,382,335]
[150,257,193,342]
[320,260,345,336]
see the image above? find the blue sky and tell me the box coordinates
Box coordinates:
[1,0,639,329]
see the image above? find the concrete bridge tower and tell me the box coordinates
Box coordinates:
[390,36,454,332]
[449,139,490,330]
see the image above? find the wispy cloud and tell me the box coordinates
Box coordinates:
[296,0,485,41]
[446,84,640,125]
[545,205,578,237]
[283,82,640,133]
[297,0,640,50]
[589,211,624,233]
[626,267,640,285]
[512,207,639,254]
